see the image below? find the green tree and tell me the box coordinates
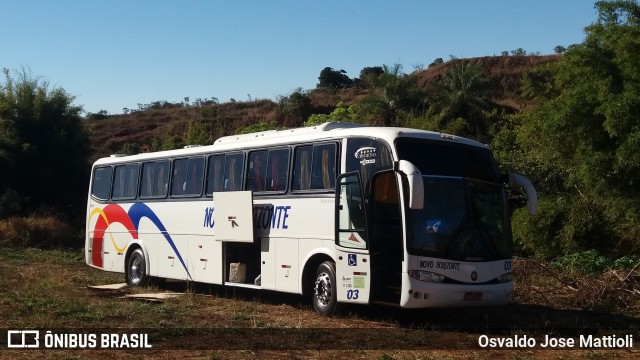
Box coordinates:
[495,0,640,258]
[164,134,185,150]
[277,88,313,127]
[149,137,162,152]
[310,64,426,127]
[554,45,567,54]
[317,67,353,89]
[86,109,108,120]
[235,121,283,135]
[148,132,186,152]
[430,58,493,141]
[120,142,141,155]
[0,68,89,218]
[185,120,209,145]
[358,63,425,127]
[305,102,359,126]
[357,66,384,88]
[428,58,444,68]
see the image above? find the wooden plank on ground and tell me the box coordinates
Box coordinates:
[122,292,184,302]
[88,283,129,291]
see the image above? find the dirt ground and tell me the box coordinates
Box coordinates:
[1,252,639,359]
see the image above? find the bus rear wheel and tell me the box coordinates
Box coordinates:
[126,248,149,286]
[313,261,339,316]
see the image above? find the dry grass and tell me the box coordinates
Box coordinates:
[0,214,79,248]
[413,55,559,111]
[0,249,638,359]
[85,100,281,161]
[513,257,640,317]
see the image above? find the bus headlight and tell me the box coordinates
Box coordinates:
[408,270,445,283]
[496,272,512,283]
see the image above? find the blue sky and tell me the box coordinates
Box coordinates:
[2,0,598,115]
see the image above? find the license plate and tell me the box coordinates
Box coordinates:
[464,292,482,301]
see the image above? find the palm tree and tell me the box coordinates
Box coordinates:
[435,58,492,141]
[363,63,425,127]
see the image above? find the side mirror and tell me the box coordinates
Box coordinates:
[507,174,538,216]
[397,160,424,209]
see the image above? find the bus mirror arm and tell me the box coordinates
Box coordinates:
[396,160,424,210]
[508,173,538,216]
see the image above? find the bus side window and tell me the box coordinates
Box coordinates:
[266,148,289,192]
[246,150,267,192]
[112,166,126,199]
[155,160,169,197]
[337,174,368,249]
[140,162,155,198]
[141,161,169,198]
[206,155,225,195]
[125,164,139,198]
[171,159,187,196]
[172,157,204,197]
[224,153,244,191]
[91,166,113,200]
[112,164,139,200]
[293,143,336,191]
[311,144,336,190]
[185,157,204,196]
[293,146,312,191]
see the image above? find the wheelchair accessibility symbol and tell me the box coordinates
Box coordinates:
[348,254,357,266]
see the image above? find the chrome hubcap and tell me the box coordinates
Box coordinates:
[130,257,143,284]
[314,272,332,306]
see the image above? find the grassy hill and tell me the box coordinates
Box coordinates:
[84,55,558,161]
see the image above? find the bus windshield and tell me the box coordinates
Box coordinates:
[407,176,510,261]
[395,138,510,261]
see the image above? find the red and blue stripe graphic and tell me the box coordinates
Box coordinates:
[90,203,191,279]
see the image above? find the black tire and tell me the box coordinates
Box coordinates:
[126,248,149,286]
[312,261,340,316]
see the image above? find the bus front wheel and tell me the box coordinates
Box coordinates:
[313,261,340,316]
[126,248,149,286]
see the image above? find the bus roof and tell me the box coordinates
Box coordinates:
[93,122,488,166]
[213,121,366,145]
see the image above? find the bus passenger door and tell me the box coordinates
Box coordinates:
[334,172,371,304]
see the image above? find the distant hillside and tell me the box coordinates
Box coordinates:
[84,100,279,161]
[84,55,558,161]
[414,55,559,111]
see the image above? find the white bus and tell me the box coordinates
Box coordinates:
[86,122,536,315]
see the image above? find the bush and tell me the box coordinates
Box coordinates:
[0,214,80,249]
[553,250,612,276]
[553,250,640,276]
[0,189,24,218]
[613,256,640,271]
[234,121,283,135]
[511,197,570,259]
